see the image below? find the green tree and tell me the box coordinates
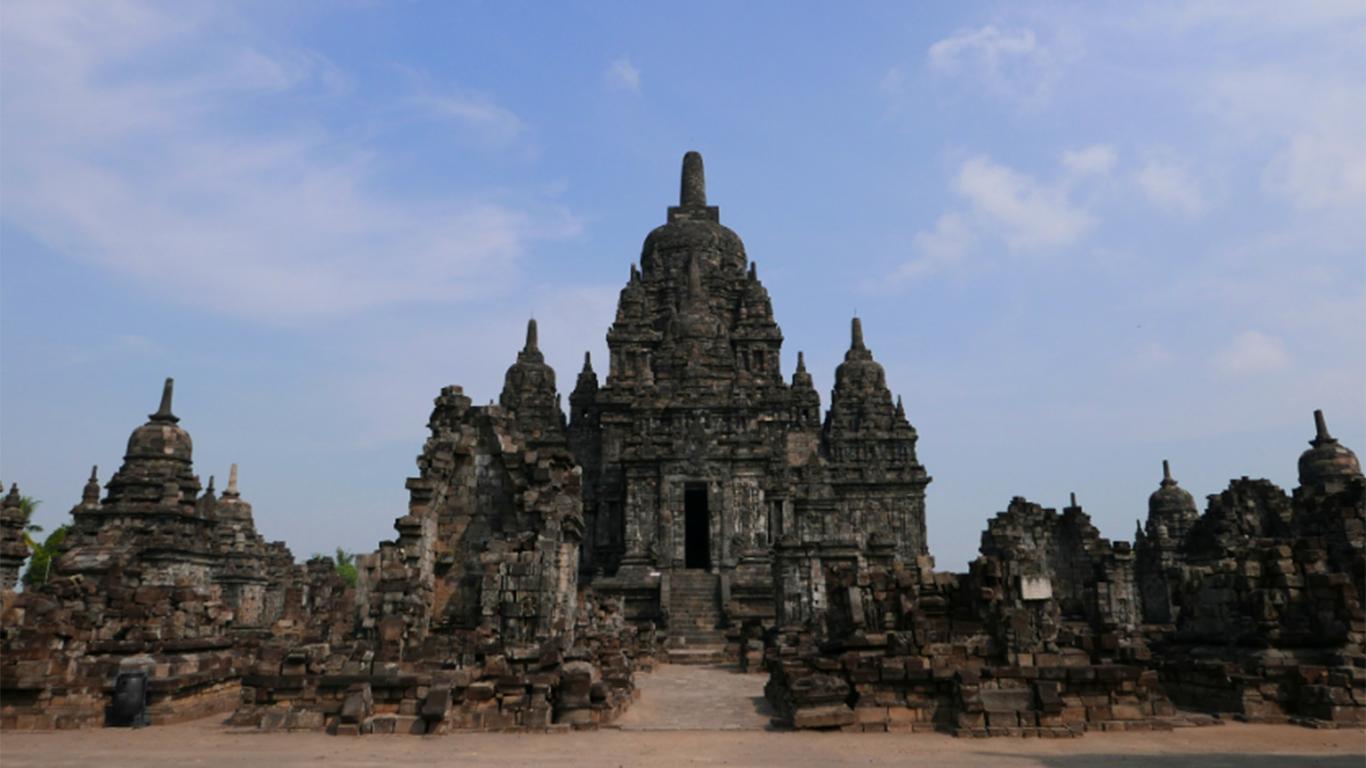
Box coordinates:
[333,547,358,588]
[22,523,69,588]
[309,548,358,588]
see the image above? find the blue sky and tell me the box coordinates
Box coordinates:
[2,1,1363,570]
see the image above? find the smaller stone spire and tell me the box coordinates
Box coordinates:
[224,463,240,498]
[796,351,807,373]
[581,351,593,373]
[1070,492,1078,508]
[81,466,101,505]
[851,317,866,351]
[206,475,216,494]
[1161,459,1177,488]
[680,151,706,207]
[895,395,906,421]
[1312,409,1335,445]
[3,483,19,507]
[748,261,758,280]
[526,318,539,352]
[150,377,179,423]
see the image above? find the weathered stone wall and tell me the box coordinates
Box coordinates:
[0,381,302,730]
[1133,415,1365,726]
[0,485,32,592]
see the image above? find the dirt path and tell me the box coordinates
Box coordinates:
[1,665,1362,767]
[616,663,772,730]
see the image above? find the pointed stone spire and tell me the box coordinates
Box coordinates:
[1312,409,1336,445]
[748,261,758,280]
[81,466,101,505]
[796,351,807,373]
[851,317,866,351]
[206,475,216,494]
[516,317,546,365]
[1070,492,1078,508]
[150,377,179,423]
[1161,459,1177,488]
[680,150,706,207]
[3,483,20,507]
[581,351,593,373]
[224,463,240,498]
[895,395,906,421]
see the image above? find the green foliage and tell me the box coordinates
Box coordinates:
[334,547,358,588]
[22,524,69,587]
[308,547,358,588]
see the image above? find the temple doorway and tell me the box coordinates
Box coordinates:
[684,483,710,569]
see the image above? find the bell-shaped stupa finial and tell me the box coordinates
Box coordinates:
[225,463,240,498]
[1312,409,1335,445]
[150,377,178,423]
[525,318,539,352]
[1161,459,1177,487]
[680,151,706,207]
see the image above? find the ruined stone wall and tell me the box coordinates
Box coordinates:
[0,485,32,592]
[1136,443,1365,726]
[0,381,305,730]
[763,556,1182,736]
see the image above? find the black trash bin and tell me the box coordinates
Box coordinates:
[107,670,150,727]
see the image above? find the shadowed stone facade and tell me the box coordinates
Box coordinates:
[576,153,929,660]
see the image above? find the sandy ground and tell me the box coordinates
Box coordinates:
[2,665,1362,768]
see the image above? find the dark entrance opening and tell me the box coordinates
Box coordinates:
[684,483,710,569]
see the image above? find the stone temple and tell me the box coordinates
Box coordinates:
[573,152,929,658]
[1,152,1362,736]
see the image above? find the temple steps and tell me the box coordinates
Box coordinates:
[665,570,728,664]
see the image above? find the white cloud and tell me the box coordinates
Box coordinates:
[929,26,1038,71]
[410,85,524,142]
[895,213,976,282]
[1136,160,1206,215]
[926,25,1057,105]
[954,156,1094,250]
[1062,144,1116,176]
[1207,71,1365,212]
[1214,330,1290,374]
[604,57,641,92]
[0,1,571,323]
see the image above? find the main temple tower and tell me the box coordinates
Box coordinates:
[575,153,930,644]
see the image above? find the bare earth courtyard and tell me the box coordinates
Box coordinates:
[2,665,1362,768]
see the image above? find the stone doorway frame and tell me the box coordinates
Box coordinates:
[683,482,710,569]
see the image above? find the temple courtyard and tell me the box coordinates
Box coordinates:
[3,664,1361,767]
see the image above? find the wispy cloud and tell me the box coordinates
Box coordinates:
[1214,330,1290,374]
[0,1,573,324]
[894,213,975,283]
[604,57,641,92]
[1136,159,1206,215]
[954,155,1094,250]
[927,25,1059,106]
[1062,144,1116,177]
[409,82,524,143]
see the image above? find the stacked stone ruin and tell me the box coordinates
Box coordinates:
[0,380,300,728]
[1,152,1362,736]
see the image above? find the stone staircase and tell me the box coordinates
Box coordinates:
[664,570,729,665]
